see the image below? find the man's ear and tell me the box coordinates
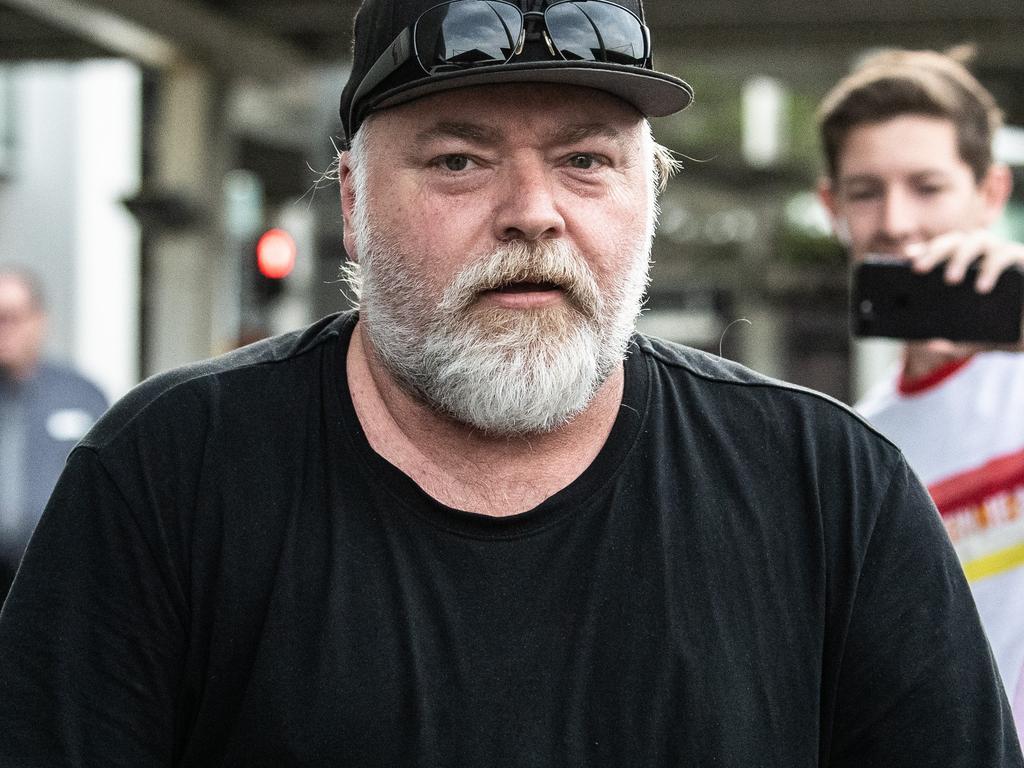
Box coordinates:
[339,152,359,261]
[977,163,1013,228]
[816,176,853,247]
[817,176,840,224]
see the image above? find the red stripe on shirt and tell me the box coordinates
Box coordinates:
[898,356,974,396]
[929,448,1024,515]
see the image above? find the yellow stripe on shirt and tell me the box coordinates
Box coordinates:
[963,542,1024,583]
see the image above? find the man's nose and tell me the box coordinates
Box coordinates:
[493,160,566,242]
[879,187,918,240]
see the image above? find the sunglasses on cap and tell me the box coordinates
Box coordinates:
[347,0,652,131]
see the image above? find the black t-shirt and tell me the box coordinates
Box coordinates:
[0,312,1020,766]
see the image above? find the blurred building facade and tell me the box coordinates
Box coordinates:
[0,60,139,401]
[1,0,1023,403]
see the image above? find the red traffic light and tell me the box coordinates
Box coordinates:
[256,228,297,279]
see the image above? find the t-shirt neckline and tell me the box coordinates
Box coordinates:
[330,313,650,539]
[897,355,974,396]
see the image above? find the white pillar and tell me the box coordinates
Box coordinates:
[852,337,902,403]
[72,60,142,400]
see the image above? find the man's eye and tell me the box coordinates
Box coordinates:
[439,155,471,172]
[568,153,598,170]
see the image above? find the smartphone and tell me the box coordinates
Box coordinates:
[851,257,1024,343]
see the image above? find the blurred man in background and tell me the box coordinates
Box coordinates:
[0,267,108,599]
[818,47,1024,739]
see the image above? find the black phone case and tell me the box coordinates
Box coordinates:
[851,260,1024,343]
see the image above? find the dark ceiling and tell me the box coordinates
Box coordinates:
[5,1,1024,64]
[1,4,112,60]
[2,0,1023,121]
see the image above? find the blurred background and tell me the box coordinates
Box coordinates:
[1,0,1023,405]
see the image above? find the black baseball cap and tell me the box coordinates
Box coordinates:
[339,0,694,146]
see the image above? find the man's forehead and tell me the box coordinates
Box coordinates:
[369,83,644,144]
[836,115,966,178]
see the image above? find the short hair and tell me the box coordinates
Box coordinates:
[817,47,1004,181]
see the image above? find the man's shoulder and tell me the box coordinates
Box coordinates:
[82,312,354,450]
[634,332,894,442]
[636,333,841,402]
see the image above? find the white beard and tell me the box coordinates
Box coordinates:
[355,219,651,436]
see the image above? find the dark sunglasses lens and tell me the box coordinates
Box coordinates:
[545,1,646,65]
[415,1,523,72]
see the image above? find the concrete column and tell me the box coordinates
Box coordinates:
[146,62,226,375]
[734,300,785,380]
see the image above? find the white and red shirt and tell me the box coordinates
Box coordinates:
[858,352,1024,740]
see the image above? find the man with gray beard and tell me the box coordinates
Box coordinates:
[0,0,1019,765]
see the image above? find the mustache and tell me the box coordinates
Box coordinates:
[438,240,601,318]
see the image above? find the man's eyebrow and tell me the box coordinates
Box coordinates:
[412,121,504,147]
[839,170,950,185]
[837,173,882,186]
[550,123,630,148]
[539,123,637,159]
[909,170,952,181]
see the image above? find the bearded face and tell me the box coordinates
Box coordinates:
[355,228,650,435]
[342,85,659,436]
